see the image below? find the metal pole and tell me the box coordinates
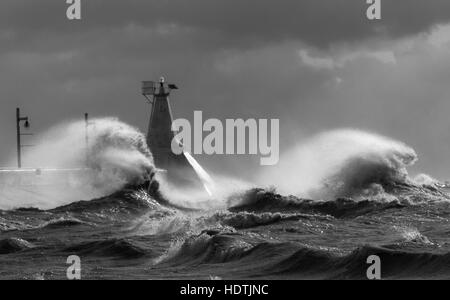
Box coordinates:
[85,113,89,166]
[16,108,21,169]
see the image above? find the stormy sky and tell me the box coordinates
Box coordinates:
[1,0,450,180]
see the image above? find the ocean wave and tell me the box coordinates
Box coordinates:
[382,226,437,249]
[42,217,92,229]
[157,231,450,279]
[227,188,406,218]
[0,238,34,254]
[50,189,157,215]
[211,211,330,229]
[268,245,450,279]
[257,129,417,198]
[254,129,450,206]
[0,118,156,211]
[157,233,254,266]
[63,238,150,259]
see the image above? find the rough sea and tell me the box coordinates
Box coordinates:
[2,179,450,280]
[1,121,450,280]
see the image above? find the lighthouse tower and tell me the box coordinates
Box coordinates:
[142,77,207,190]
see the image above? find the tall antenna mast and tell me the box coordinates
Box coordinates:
[85,113,89,166]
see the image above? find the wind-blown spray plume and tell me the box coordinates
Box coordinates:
[413,173,440,186]
[257,129,418,200]
[183,151,215,197]
[0,118,154,210]
[84,118,154,188]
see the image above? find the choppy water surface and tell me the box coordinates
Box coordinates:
[1,182,450,280]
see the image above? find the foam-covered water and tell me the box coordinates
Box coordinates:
[1,127,450,279]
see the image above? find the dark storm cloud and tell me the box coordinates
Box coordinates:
[2,0,450,49]
[2,0,450,179]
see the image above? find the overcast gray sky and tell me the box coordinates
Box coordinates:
[2,0,450,180]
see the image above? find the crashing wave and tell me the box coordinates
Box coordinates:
[227,188,406,218]
[85,118,155,189]
[257,129,428,201]
[0,118,156,211]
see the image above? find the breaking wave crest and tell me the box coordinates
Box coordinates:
[0,118,155,210]
[85,118,154,189]
[258,129,419,200]
[0,238,34,254]
[227,188,406,218]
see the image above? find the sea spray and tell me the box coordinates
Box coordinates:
[156,172,253,210]
[257,129,417,200]
[0,118,154,210]
[413,173,440,186]
[85,118,154,190]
